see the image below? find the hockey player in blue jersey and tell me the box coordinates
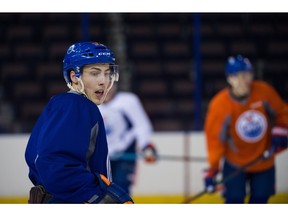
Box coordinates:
[25,42,133,204]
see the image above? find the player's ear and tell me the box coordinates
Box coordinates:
[70,70,78,84]
[226,75,233,86]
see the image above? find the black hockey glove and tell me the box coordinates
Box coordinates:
[94,173,134,204]
[203,167,218,193]
[265,126,288,159]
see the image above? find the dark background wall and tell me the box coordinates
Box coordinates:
[0,13,287,133]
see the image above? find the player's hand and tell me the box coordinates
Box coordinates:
[203,168,218,193]
[92,173,134,204]
[266,126,288,158]
[142,143,158,163]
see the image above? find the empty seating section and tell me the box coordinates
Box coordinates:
[43,25,70,42]
[6,25,34,42]
[130,41,159,58]
[36,62,62,81]
[0,13,287,132]
[0,14,78,132]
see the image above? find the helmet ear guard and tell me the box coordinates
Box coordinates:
[225,54,253,76]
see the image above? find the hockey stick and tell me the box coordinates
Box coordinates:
[111,153,206,162]
[181,149,270,204]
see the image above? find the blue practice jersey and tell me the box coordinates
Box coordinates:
[25,92,111,203]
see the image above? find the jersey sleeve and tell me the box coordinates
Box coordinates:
[123,94,153,150]
[204,94,227,170]
[263,82,288,127]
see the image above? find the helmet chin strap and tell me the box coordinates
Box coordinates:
[94,76,117,105]
[67,77,88,98]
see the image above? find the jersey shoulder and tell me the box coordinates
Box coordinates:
[48,92,98,114]
[209,88,230,107]
[51,92,93,105]
[252,80,275,92]
[251,80,280,97]
[117,91,139,100]
[114,91,141,106]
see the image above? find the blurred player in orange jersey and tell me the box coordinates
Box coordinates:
[203,55,288,203]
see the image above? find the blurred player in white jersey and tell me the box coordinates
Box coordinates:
[99,84,158,195]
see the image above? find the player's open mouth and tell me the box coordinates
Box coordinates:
[95,90,104,98]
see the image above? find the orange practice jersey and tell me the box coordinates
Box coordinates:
[204,80,288,172]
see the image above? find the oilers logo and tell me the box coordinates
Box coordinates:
[236,110,267,143]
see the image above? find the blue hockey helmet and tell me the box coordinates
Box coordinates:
[63,42,118,84]
[225,55,253,76]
